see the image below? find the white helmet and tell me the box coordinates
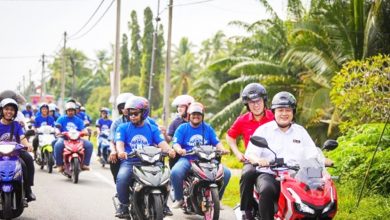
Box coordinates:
[116,93,134,107]
[65,102,76,111]
[48,103,57,111]
[172,95,195,107]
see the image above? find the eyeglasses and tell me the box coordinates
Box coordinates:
[128,111,141,117]
[248,99,263,105]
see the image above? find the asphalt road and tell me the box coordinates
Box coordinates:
[18,156,237,220]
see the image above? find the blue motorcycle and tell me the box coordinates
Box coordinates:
[0,142,27,219]
[98,130,111,167]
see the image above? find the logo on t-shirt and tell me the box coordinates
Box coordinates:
[129,135,148,150]
[101,125,109,131]
[0,133,13,142]
[65,122,78,131]
[188,134,208,147]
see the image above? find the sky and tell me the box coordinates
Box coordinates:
[0,0,288,93]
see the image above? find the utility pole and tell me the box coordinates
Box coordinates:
[22,75,26,94]
[40,54,46,100]
[147,0,161,115]
[69,54,76,98]
[112,0,121,118]
[61,32,67,113]
[163,0,173,126]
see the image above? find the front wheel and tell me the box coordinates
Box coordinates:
[2,192,13,219]
[71,157,80,184]
[46,151,54,173]
[149,194,164,220]
[203,188,220,220]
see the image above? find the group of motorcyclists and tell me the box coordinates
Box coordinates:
[0,82,334,220]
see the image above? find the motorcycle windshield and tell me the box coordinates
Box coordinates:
[294,149,327,190]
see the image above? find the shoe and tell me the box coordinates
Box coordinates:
[163,205,173,216]
[172,199,184,209]
[242,210,254,220]
[115,204,130,218]
[25,190,36,202]
[57,165,64,173]
[81,165,90,171]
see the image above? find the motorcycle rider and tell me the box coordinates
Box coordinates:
[0,98,36,202]
[32,103,55,157]
[48,103,60,121]
[225,83,274,218]
[80,106,92,125]
[162,94,194,168]
[54,102,94,172]
[115,96,175,218]
[170,102,231,208]
[22,103,33,119]
[108,93,133,183]
[245,91,327,220]
[96,107,112,160]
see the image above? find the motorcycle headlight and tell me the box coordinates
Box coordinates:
[322,202,334,214]
[68,130,79,140]
[288,187,315,214]
[0,145,15,155]
[198,152,215,160]
[140,154,160,163]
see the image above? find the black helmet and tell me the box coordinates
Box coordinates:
[271,92,297,113]
[0,90,26,104]
[241,83,268,104]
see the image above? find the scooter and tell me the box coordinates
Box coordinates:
[35,125,56,173]
[61,129,87,184]
[113,146,170,220]
[0,142,28,219]
[240,136,338,220]
[98,129,111,167]
[181,145,225,220]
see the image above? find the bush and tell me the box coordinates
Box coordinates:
[330,54,390,132]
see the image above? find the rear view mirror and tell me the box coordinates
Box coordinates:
[322,139,338,151]
[250,136,269,149]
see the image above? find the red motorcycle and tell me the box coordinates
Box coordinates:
[61,129,87,184]
[247,136,338,220]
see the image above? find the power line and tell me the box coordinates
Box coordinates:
[69,0,115,41]
[68,0,106,39]
[173,0,216,7]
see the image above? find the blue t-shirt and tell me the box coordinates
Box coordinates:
[55,115,85,132]
[22,110,33,119]
[96,118,113,135]
[115,122,164,162]
[0,121,24,143]
[146,117,158,127]
[84,113,92,124]
[34,115,55,128]
[173,122,220,160]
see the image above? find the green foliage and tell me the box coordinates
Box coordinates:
[139,7,154,97]
[221,175,240,207]
[326,123,390,195]
[120,34,130,78]
[330,54,390,132]
[129,10,141,77]
[85,86,111,120]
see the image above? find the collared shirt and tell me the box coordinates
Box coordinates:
[227,110,274,148]
[245,120,319,175]
[55,115,84,132]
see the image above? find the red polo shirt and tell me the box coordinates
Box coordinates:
[227,110,274,148]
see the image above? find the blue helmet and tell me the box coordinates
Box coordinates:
[125,96,149,120]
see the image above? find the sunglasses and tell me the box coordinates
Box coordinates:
[128,111,141,117]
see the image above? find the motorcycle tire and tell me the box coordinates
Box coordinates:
[47,151,54,173]
[2,192,13,220]
[149,194,164,220]
[71,158,80,184]
[203,188,220,220]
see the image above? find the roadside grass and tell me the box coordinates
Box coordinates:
[221,175,240,208]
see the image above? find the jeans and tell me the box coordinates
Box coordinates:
[116,159,135,204]
[54,137,93,166]
[170,157,231,201]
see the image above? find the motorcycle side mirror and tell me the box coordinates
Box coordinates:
[322,139,338,151]
[249,136,269,149]
[250,136,278,161]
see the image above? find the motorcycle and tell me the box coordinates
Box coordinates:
[181,145,225,220]
[0,142,27,219]
[35,125,56,173]
[113,146,170,220]
[61,129,87,184]
[98,129,111,167]
[245,136,338,220]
